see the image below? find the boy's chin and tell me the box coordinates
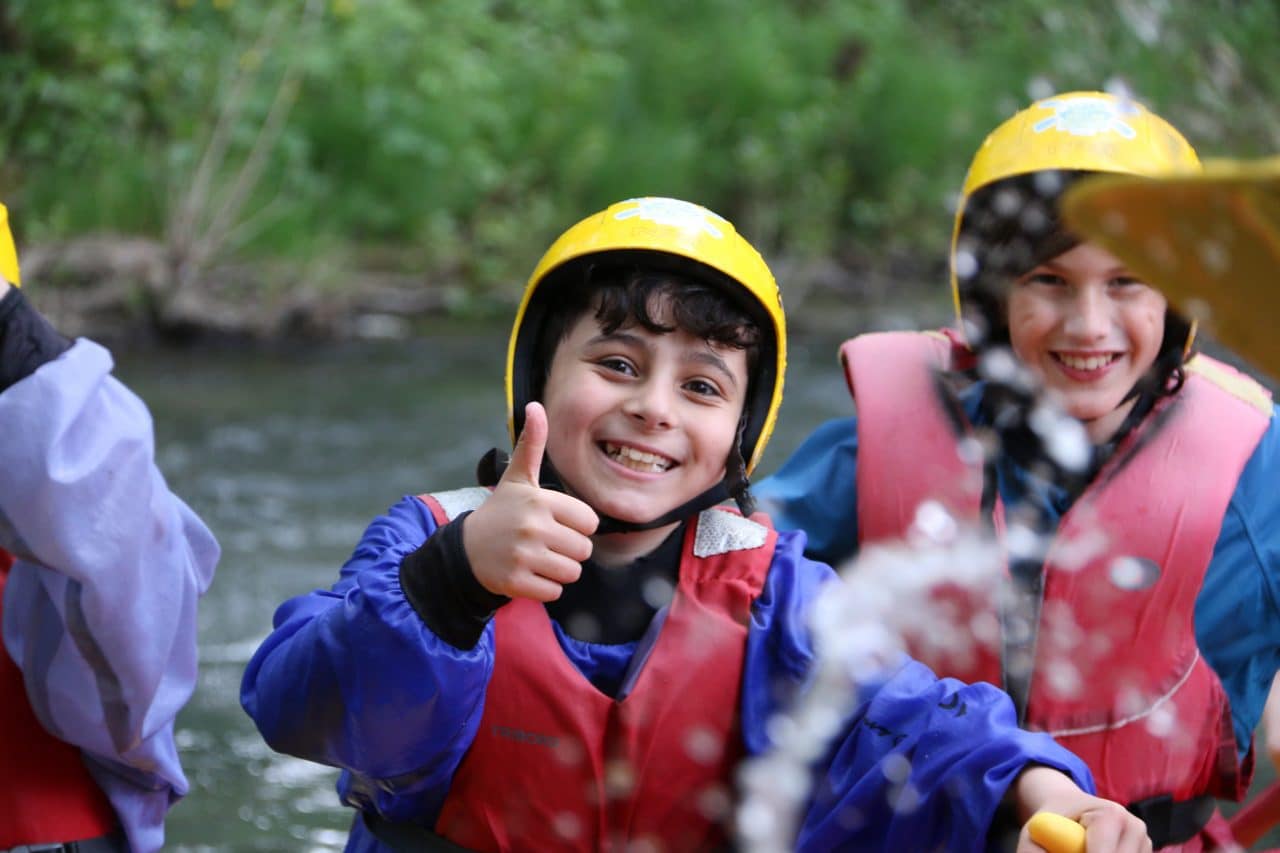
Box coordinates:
[592,501,683,531]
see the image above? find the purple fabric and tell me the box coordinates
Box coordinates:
[0,339,220,852]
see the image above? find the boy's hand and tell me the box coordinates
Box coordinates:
[463,402,598,600]
[1263,671,1280,773]
[1012,766,1151,853]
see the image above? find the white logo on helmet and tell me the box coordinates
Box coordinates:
[1032,97,1138,139]
[614,197,726,238]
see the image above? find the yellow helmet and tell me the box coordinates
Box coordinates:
[0,202,20,287]
[506,196,786,476]
[950,90,1201,326]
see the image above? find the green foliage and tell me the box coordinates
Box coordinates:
[2,0,1278,305]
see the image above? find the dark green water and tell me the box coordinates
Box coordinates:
[113,322,1280,851]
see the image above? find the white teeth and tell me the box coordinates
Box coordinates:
[604,442,674,472]
[1058,354,1116,371]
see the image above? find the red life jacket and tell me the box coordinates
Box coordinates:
[419,489,775,852]
[842,331,1271,811]
[0,548,119,846]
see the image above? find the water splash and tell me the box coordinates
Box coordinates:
[735,503,1008,852]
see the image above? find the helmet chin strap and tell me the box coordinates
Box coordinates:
[474,417,755,536]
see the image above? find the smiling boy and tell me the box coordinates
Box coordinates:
[241,197,1148,852]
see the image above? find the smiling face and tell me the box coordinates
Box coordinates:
[1007,241,1167,443]
[539,294,749,532]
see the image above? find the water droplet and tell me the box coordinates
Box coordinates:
[834,799,865,824]
[685,726,724,765]
[911,500,958,544]
[1045,660,1083,699]
[1145,704,1176,738]
[891,782,922,814]
[1144,235,1177,270]
[697,784,732,820]
[1005,523,1043,563]
[1030,405,1090,472]
[1198,240,1230,274]
[955,248,978,280]
[553,812,583,840]
[1101,210,1129,236]
[1185,297,1212,324]
[626,836,662,853]
[994,186,1024,216]
[1027,76,1055,101]
[736,799,776,843]
[642,577,674,609]
[554,736,585,767]
[605,758,635,797]
[1032,170,1065,198]
[1104,77,1138,106]
[566,612,601,641]
[1108,556,1160,590]
[882,752,912,784]
[1115,2,1161,45]
[956,436,984,466]
[1020,203,1051,234]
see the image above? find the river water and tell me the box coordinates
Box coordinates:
[113,323,856,851]
[113,319,1279,851]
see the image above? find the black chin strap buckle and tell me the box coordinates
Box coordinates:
[475,448,509,487]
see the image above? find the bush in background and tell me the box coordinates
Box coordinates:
[1,0,1276,320]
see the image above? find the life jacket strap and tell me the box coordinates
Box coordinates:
[1127,792,1215,848]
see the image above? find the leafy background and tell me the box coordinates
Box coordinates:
[2,0,1277,334]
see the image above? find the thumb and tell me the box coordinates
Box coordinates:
[503,401,548,487]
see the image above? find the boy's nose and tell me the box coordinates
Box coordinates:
[624,382,676,429]
[1064,285,1111,340]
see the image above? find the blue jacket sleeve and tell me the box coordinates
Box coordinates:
[753,418,861,566]
[743,530,1093,852]
[0,339,220,853]
[240,495,491,821]
[1197,411,1280,755]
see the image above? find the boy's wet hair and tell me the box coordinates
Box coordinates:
[530,262,764,402]
[957,170,1191,400]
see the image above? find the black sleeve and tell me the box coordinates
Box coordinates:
[0,287,73,392]
[399,511,510,650]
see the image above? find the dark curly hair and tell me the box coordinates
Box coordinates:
[529,262,763,403]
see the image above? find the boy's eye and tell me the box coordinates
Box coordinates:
[1109,275,1145,288]
[1023,271,1065,287]
[597,356,637,376]
[684,378,723,398]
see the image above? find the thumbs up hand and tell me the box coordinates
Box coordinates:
[462,402,599,600]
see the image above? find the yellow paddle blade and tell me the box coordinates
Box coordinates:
[1061,157,1280,379]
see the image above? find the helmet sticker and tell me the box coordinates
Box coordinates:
[614,197,726,239]
[1032,97,1138,139]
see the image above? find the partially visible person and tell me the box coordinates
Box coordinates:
[242,196,1150,852]
[756,91,1280,850]
[0,202,220,852]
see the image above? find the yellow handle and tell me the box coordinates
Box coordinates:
[1026,811,1086,853]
